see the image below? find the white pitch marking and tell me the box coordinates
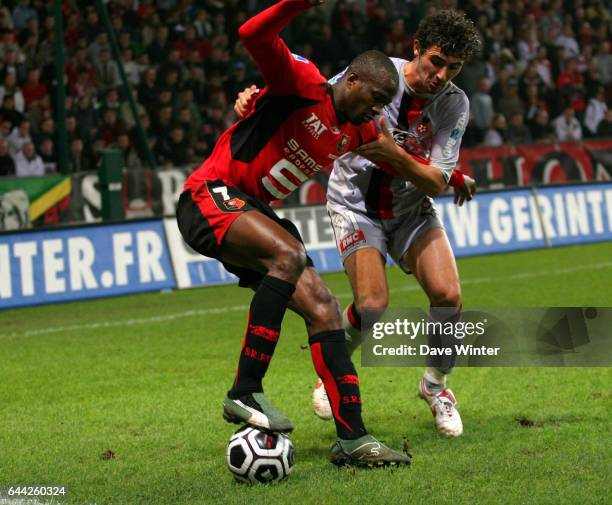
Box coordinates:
[389,260,612,294]
[0,306,248,341]
[1,262,610,341]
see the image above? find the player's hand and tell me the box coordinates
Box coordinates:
[354,116,402,165]
[234,85,259,118]
[453,173,476,206]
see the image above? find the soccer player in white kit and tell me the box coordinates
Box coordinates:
[310,10,482,437]
[234,9,481,437]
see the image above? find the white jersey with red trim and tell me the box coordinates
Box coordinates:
[327,57,469,219]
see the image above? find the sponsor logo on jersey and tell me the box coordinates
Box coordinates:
[224,197,246,211]
[285,138,323,174]
[291,53,309,64]
[393,126,433,160]
[339,229,365,253]
[336,133,351,154]
[443,111,467,157]
[302,112,329,139]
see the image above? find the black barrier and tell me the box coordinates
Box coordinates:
[98,150,124,222]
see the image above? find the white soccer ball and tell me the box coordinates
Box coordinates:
[226,425,294,484]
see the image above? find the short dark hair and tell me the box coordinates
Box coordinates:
[348,50,399,90]
[415,10,482,60]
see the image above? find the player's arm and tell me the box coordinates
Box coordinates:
[234,57,337,117]
[354,116,448,197]
[238,0,323,95]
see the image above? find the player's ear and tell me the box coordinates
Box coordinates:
[413,39,420,57]
[345,72,359,88]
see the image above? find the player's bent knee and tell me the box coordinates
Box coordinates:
[270,243,308,280]
[355,293,389,315]
[305,285,342,327]
[430,286,461,308]
[314,288,341,317]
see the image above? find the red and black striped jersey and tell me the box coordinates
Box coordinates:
[184,0,377,204]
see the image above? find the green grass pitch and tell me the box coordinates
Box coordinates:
[1,242,611,505]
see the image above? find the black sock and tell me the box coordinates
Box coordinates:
[229,275,295,398]
[309,330,367,440]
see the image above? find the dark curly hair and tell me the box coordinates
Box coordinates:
[415,10,482,60]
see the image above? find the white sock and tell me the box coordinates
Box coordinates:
[423,367,447,392]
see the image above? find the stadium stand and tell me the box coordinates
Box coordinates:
[0,0,609,177]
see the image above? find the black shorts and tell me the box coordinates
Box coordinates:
[176,179,313,288]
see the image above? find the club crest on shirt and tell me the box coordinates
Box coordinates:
[416,119,430,134]
[224,197,246,210]
[336,134,350,154]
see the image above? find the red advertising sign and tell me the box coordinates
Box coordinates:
[457,140,612,189]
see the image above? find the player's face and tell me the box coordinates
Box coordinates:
[344,75,395,125]
[412,42,464,94]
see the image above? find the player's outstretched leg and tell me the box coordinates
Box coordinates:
[222,274,297,431]
[309,330,410,467]
[403,228,463,437]
[312,304,361,420]
[312,247,389,421]
[289,268,410,467]
[418,367,463,437]
[218,211,310,433]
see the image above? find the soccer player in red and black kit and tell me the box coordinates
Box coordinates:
[176,0,410,467]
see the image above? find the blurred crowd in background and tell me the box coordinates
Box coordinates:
[0,0,610,178]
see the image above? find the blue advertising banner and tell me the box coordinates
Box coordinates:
[532,184,612,247]
[436,188,547,256]
[164,183,612,290]
[437,183,612,256]
[0,220,176,309]
[3,183,610,307]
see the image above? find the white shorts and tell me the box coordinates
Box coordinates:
[327,197,444,273]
